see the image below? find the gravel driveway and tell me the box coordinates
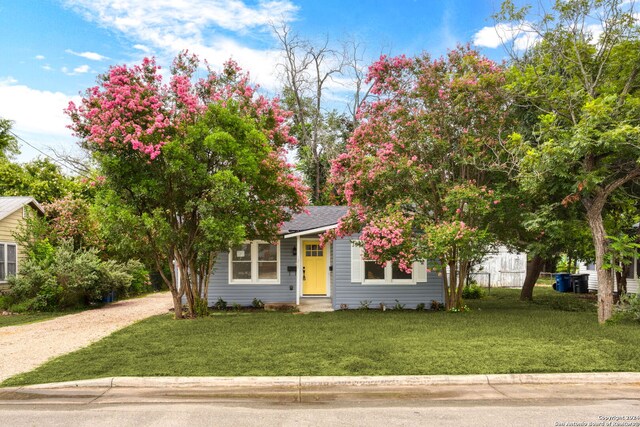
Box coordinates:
[0,292,172,382]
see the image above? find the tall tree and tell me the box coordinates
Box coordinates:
[274,24,344,204]
[0,118,19,159]
[327,46,512,310]
[498,0,640,322]
[66,53,307,318]
[274,26,372,204]
[0,158,79,203]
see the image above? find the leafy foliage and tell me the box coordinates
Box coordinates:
[499,0,640,322]
[6,241,149,311]
[462,283,485,300]
[0,117,19,159]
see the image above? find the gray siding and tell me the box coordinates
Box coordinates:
[208,238,297,306]
[332,236,445,309]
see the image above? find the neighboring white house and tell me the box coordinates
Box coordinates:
[577,256,639,294]
[471,246,527,288]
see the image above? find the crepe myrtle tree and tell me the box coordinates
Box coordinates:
[324,46,512,310]
[66,52,307,318]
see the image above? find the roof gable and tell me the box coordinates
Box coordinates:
[0,197,44,222]
[280,206,348,235]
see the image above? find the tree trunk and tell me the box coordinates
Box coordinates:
[520,254,544,301]
[584,197,614,324]
[167,258,184,320]
[315,156,321,203]
[618,264,629,295]
[448,261,456,309]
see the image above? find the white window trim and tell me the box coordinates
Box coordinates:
[0,242,18,283]
[229,240,280,285]
[362,259,416,285]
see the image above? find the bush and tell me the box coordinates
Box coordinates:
[123,260,152,295]
[614,293,640,323]
[7,240,150,311]
[214,297,227,310]
[416,302,426,311]
[251,298,264,309]
[430,300,443,311]
[194,297,209,317]
[462,283,485,300]
[359,300,372,310]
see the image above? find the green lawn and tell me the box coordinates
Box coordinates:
[3,288,639,386]
[0,312,68,328]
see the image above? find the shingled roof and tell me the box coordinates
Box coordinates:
[0,196,44,222]
[280,206,348,235]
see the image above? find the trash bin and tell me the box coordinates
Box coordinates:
[102,290,116,303]
[571,274,589,294]
[554,273,572,292]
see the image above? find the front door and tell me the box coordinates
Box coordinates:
[302,241,327,295]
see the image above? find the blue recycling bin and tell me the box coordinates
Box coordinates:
[554,273,572,292]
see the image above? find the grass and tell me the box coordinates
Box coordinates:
[0,312,71,328]
[3,288,639,386]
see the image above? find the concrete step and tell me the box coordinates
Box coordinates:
[298,298,334,313]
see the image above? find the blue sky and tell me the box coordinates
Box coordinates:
[0,0,520,163]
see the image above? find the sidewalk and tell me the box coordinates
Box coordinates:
[1,373,639,404]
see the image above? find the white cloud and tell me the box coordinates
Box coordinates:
[473,22,538,50]
[61,65,91,75]
[0,79,80,161]
[73,64,91,73]
[35,55,45,60]
[0,76,18,85]
[65,49,110,61]
[133,44,151,53]
[61,0,299,91]
[42,64,52,71]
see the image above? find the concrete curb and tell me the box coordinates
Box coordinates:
[18,372,640,390]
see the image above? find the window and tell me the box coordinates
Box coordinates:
[230,241,280,284]
[0,243,17,281]
[363,260,415,284]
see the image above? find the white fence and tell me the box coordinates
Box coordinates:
[471,247,527,288]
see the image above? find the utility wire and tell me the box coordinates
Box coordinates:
[7,130,89,177]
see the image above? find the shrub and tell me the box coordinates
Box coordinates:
[214,297,227,310]
[123,260,152,295]
[393,299,405,310]
[194,297,209,317]
[449,304,471,313]
[614,293,640,323]
[462,283,485,299]
[359,300,372,310]
[416,302,426,311]
[430,300,443,311]
[7,240,149,311]
[251,298,264,309]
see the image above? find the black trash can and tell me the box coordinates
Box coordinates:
[571,274,589,294]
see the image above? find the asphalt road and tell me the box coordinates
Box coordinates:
[1,399,639,426]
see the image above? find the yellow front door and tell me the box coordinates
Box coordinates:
[302,241,327,295]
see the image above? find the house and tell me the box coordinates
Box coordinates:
[577,223,639,295]
[207,206,444,310]
[0,196,44,291]
[577,260,639,294]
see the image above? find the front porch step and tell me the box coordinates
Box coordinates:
[298,297,334,313]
